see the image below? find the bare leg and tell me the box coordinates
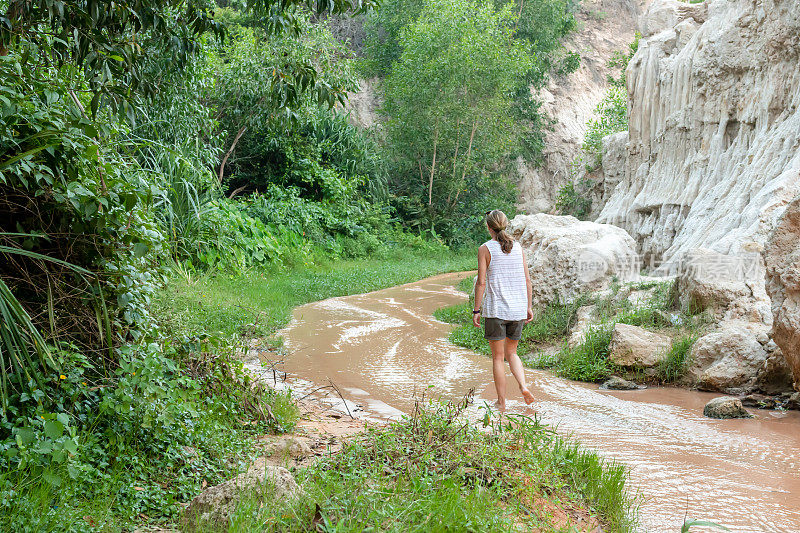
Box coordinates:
[489,339,507,411]
[505,339,535,405]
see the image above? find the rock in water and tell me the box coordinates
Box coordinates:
[689,322,770,394]
[509,214,639,307]
[608,323,671,368]
[183,460,302,528]
[703,397,753,419]
[765,195,800,391]
[600,376,642,390]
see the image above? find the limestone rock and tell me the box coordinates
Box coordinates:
[703,396,753,419]
[764,195,800,390]
[689,322,770,394]
[600,376,643,390]
[675,248,771,325]
[597,0,800,271]
[568,306,596,348]
[183,460,301,527]
[264,437,312,459]
[608,323,671,367]
[509,214,639,306]
[516,0,650,213]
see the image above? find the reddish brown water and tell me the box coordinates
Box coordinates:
[281,272,800,532]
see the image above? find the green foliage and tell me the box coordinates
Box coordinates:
[655,336,696,383]
[0,0,224,119]
[381,0,532,241]
[198,398,635,532]
[583,85,629,171]
[436,293,586,356]
[555,179,594,220]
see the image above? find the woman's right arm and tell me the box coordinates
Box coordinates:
[473,245,489,327]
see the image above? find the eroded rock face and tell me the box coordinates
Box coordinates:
[609,323,671,367]
[509,214,639,306]
[517,0,650,213]
[764,196,800,390]
[183,460,302,527]
[703,396,753,419]
[597,0,800,266]
[676,248,772,324]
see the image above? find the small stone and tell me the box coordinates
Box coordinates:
[784,392,800,410]
[703,396,754,419]
[600,376,643,390]
[264,437,312,459]
[740,394,776,409]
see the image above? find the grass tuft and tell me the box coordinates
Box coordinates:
[195,396,636,532]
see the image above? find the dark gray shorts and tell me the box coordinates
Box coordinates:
[484,318,525,341]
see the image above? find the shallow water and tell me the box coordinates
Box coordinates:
[281,271,800,532]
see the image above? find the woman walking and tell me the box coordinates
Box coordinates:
[472,210,535,412]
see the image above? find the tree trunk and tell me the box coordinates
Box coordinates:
[428,122,439,206]
[218,125,247,184]
[453,119,478,205]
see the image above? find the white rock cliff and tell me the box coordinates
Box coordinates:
[597,0,800,265]
[517,0,650,213]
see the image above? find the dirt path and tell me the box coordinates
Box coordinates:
[278,271,800,533]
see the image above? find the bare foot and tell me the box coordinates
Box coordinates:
[521,387,535,405]
[493,400,506,412]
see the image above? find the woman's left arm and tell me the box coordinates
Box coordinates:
[521,248,533,323]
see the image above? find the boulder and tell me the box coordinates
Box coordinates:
[509,214,639,307]
[600,376,642,391]
[689,322,769,394]
[183,460,302,528]
[675,248,770,323]
[764,195,800,391]
[703,396,753,419]
[740,394,777,410]
[608,323,671,368]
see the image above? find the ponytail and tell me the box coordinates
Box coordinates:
[496,229,514,254]
[485,210,514,254]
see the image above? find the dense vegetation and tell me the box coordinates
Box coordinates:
[0,0,588,529]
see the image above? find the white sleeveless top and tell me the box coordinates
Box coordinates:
[481,240,528,321]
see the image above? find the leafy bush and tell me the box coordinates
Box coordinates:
[0,336,296,530]
[555,179,594,220]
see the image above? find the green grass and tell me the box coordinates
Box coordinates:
[655,336,696,383]
[191,398,636,532]
[551,326,616,382]
[153,248,474,339]
[434,279,586,356]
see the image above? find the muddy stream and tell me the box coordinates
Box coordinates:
[280,272,800,532]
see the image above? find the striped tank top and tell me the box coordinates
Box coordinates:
[481,239,528,321]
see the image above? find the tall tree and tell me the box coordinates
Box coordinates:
[382,0,532,231]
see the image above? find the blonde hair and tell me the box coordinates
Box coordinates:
[486,210,514,253]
